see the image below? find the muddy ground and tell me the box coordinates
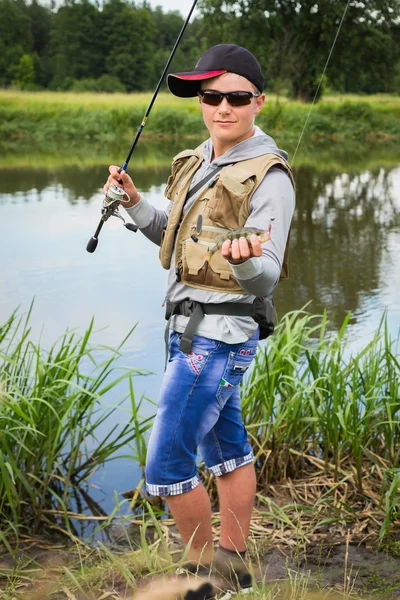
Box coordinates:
[257,542,400,597]
[1,534,400,599]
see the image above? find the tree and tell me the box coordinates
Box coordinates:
[50,0,104,88]
[26,0,53,86]
[101,0,156,91]
[149,9,206,86]
[0,0,33,86]
[12,53,35,88]
[199,0,400,101]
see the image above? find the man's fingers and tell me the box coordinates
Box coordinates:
[220,236,262,263]
[109,165,120,176]
[249,234,262,257]
[221,239,232,258]
[238,237,251,259]
[230,239,242,261]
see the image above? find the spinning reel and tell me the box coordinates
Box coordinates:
[86,184,138,253]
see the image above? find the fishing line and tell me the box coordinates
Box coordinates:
[86,0,198,253]
[290,0,351,167]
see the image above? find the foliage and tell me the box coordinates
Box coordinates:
[70,75,127,93]
[12,54,35,89]
[0,0,33,87]
[2,91,400,144]
[1,0,400,99]
[0,305,154,536]
[199,0,400,101]
[238,309,400,539]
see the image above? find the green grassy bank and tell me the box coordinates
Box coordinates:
[1,91,400,145]
[1,306,400,599]
[1,307,399,543]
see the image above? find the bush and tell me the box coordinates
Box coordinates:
[70,75,126,93]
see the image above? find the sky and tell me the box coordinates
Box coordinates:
[146,0,193,16]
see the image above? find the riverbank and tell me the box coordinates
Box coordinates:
[1,137,400,172]
[1,302,399,597]
[1,91,400,144]
[1,510,400,599]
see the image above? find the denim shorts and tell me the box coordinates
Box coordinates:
[145,329,259,496]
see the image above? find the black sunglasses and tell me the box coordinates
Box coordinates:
[198,90,260,107]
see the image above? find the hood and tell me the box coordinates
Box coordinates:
[202,125,289,166]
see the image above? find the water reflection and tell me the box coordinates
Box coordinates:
[274,165,400,328]
[0,165,172,202]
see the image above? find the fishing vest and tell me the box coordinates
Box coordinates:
[159,144,295,294]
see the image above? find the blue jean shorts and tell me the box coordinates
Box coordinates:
[145,329,259,496]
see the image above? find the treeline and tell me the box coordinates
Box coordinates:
[1,0,400,100]
[0,0,206,92]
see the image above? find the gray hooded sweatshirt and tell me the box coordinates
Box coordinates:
[125,126,295,343]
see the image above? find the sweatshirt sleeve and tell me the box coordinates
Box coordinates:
[230,167,295,297]
[123,194,172,247]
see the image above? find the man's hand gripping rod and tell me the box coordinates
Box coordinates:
[86,0,198,253]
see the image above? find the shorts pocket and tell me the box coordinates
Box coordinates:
[170,332,213,377]
[216,345,257,407]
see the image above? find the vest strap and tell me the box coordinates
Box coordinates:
[185,165,224,201]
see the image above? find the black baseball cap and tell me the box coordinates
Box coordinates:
[167,44,265,98]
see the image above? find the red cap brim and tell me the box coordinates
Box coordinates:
[167,70,227,97]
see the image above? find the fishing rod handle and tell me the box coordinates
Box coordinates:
[86,219,104,253]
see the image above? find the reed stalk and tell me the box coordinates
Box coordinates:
[0,305,154,536]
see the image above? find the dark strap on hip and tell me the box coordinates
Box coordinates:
[164,299,254,367]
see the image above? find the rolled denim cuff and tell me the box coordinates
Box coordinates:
[146,474,200,497]
[208,451,254,477]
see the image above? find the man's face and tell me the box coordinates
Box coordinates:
[198,72,265,151]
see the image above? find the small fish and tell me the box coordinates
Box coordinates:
[202,225,272,262]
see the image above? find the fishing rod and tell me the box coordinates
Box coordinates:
[86,0,198,253]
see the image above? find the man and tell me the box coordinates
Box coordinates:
[104,44,295,592]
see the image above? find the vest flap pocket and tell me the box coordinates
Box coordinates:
[219,170,254,195]
[209,172,256,229]
[182,239,208,276]
[207,251,232,281]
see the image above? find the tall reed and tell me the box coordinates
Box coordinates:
[0,305,154,536]
[240,309,399,537]
[242,310,399,481]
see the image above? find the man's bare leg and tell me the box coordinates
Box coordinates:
[164,483,214,564]
[216,463,256,552]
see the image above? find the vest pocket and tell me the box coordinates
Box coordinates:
[181,239,244,292]
[181,239,208,284]
[209,174,255,229]
[205,252,233,283]
[164,154,199,201]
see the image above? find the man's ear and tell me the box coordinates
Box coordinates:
[255,93,266,114]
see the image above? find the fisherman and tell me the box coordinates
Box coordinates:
[104,44,295,593]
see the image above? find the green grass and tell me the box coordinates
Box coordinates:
[0,303,154,539]
[1,91,400,145]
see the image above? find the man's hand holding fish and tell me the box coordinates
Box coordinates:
[221,233,262,264]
